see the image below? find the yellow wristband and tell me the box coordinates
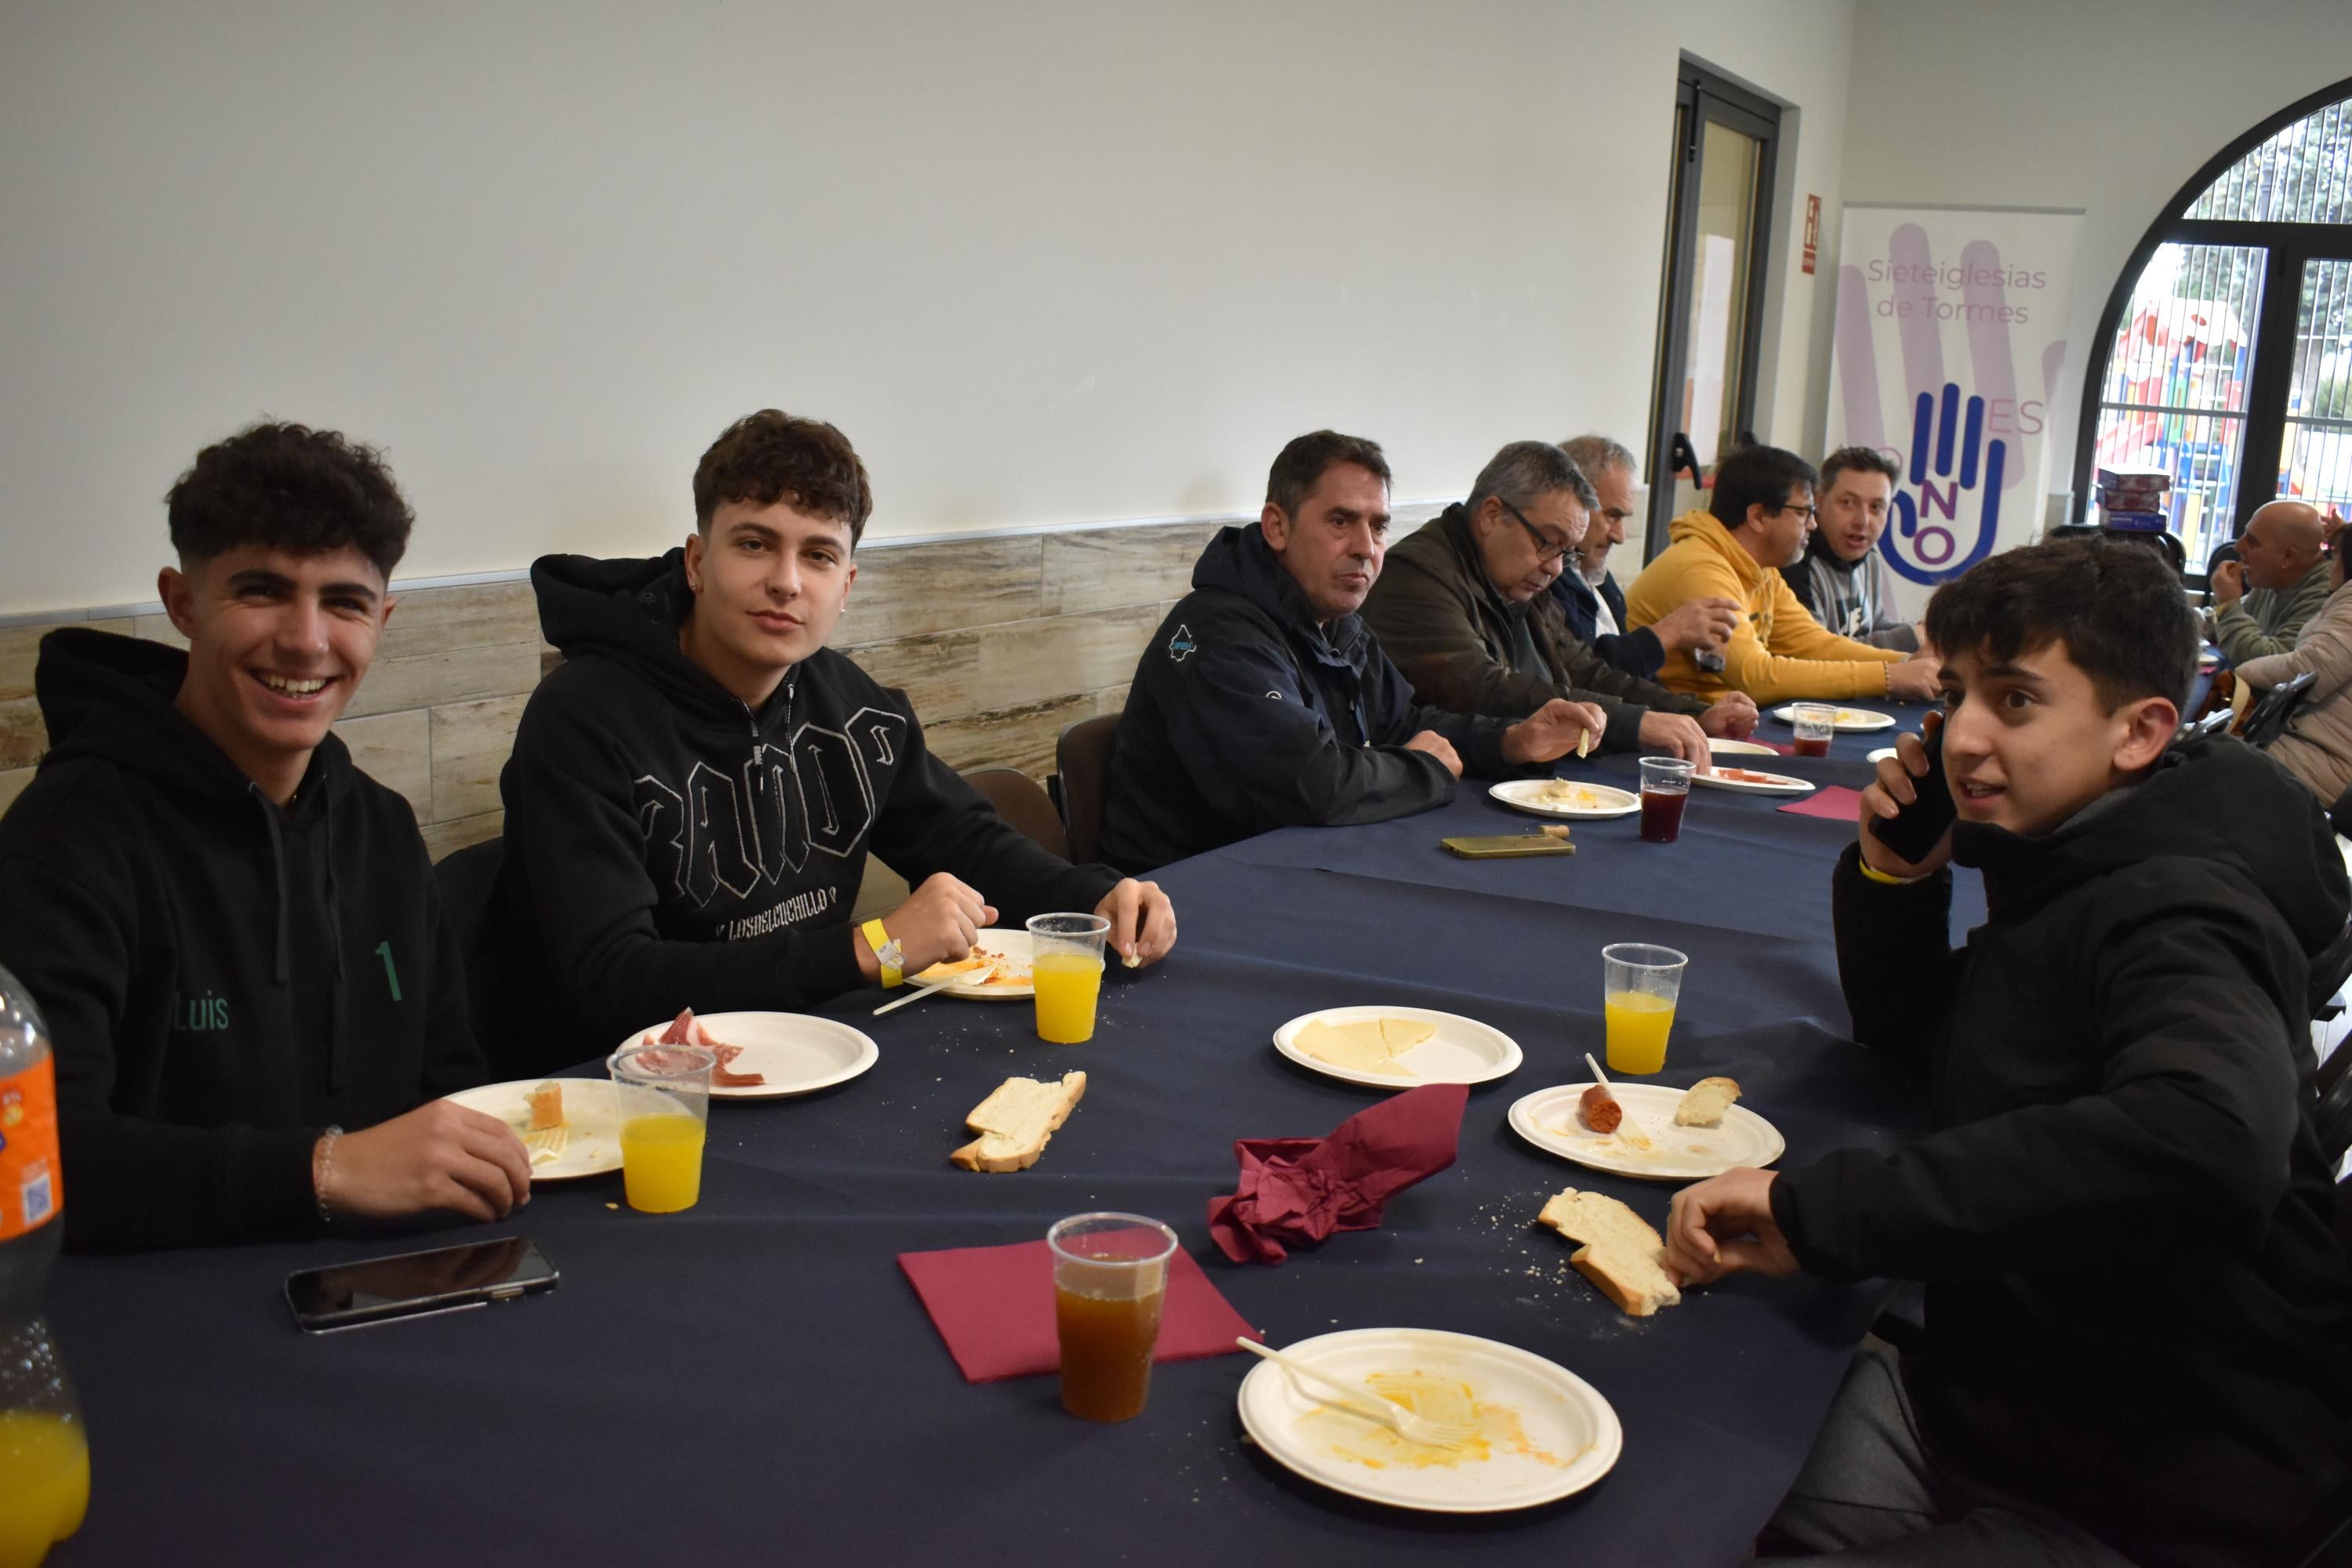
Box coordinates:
[1858,858,1929,887]
[862,918,902,987]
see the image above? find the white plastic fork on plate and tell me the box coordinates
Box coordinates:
[1236,1338,1475,1449]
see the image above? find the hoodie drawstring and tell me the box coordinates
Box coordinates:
[251,781,350,1094]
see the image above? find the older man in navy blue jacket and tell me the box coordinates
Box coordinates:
[1548,434,1740,681]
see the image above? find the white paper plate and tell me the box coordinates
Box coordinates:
[1507,1082,1784,1181]
[1236,1327,1621,1513]
[1488,779,1639,820]
[913,927,1034,1001]
[1770,704,1897,732]
[613,1011,880,1100]
[1273,1006,1522,1089]
[1706,738,1780,757]
[1866,747,1897,764]
[1691,766,1814,796]
[443,1078,622,1181]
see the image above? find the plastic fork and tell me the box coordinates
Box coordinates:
[1235,1338,1475,1449]
[522,1124,568,1165]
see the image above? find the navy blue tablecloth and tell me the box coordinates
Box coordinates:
[43,713,1976,1565]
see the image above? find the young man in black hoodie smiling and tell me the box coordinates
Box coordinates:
[0,423,528,1251]
[1665,539,2352,1566]
[492,410,1174,1069]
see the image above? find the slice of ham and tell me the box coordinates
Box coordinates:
[641,1007,765,1087]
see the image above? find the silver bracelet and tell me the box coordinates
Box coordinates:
[314,1125,345,1223]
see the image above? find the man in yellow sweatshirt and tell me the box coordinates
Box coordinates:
[1624,445,1943,706]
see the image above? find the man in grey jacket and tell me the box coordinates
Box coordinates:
[1779,447,1925,652]
[2211,499,2331,665]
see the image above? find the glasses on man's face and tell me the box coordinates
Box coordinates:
[1499,499,1577,564]
[1774,503,1820,524]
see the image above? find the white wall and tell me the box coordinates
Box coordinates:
[1841,0,2352,509]
[0,0,1856,616]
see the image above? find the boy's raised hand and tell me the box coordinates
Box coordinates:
[1858,710,1954,878]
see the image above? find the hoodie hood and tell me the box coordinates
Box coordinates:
[1667,507,1767,595]
[1803,531,1868,575]
[532,549,798,730]
[1190,524,1367,669]
[1955,733,2349,960]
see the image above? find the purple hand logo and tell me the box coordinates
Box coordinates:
[1886,382,2005,586]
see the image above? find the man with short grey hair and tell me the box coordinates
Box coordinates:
[1550,434,1742,681]
[2211,499,2332,664]
[1362,440,1759,764]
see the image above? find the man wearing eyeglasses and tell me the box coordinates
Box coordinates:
[1549,434,1742,681]
[1624,445,1942,705]
[1362,441,1756,765]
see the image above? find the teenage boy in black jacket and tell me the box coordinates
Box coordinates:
[1099,430,1609,873]
[492,411,1175,1070]
[1666,539,2352,1566]
[0,424,528,1251]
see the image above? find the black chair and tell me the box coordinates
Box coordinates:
[430,835,512,1064]
[2242,670,2319,749]
[961,766,1069,860]
[1054,713,1120,866]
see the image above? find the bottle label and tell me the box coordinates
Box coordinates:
[0,1054,60,1240]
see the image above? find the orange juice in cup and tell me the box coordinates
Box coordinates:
[1601,943,1688,1075]
[608,1042,714,1213]
[1027,913,1111,1044]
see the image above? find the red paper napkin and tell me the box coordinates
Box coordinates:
[1780,784,1864,820]
[898,1238,1259,1383]
[1207,1082,1468,1265]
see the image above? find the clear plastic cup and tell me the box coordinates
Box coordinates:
[1602,943,1688,1074]
[607,1044,714,1214]
[1027,913,1111,1044]
[1047,1212,1180,1421]
[1791,702,1837,757]
[1638,756,1694,844]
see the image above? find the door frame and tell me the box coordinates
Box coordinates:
[1645,61,1781,560]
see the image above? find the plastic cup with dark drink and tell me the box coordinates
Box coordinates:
[1791,702,1836,758]
[1638,757,1694,843]
[1048,1212,1179,1421]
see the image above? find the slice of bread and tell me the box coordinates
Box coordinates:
[1672,1076,1742,1127]
[1537,1188,1682,1317]
[950,1071,1087,1172]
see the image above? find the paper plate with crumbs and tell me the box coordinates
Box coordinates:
[1769,704,1898,732]
[1274,1007,1522,1089]
[1507,1082,1784,1181]
[443,1078,623,1181]
[1236,1327,1621,1513]
[1706,738,1781,757]
[1488,779,1639,820]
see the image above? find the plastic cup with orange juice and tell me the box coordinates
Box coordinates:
[1602,943,1688,1075]
[607,1042,714,1213]
[1026,913,1111,1044]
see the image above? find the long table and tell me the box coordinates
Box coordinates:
[44,717,1981,1564]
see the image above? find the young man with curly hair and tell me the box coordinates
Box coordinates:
[0,423,528,1251]
[491,410,1176,1070]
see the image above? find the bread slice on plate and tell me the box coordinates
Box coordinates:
[950,1071,1087,1172]
[1672,1076,1742,1127]
[1537,1188,1682,1317]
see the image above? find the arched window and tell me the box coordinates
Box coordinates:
[2077,78,2352,575]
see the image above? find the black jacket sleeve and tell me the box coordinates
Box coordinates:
[865,695,1121,919]
[1159,633,1461,829]
[500,684,870,1028]
[1829,842,1961,1059]
[1590,626,1669,681]
[418,869,492,1100]
[1364,641,1525,782]
[1777,858,2310,1284]
[0,851,320,1252]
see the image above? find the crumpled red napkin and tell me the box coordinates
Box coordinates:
[1207,1083,1468,1265]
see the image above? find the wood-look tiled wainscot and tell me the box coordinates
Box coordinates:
[0,505,1441,858]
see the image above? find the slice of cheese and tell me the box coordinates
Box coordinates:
[1294,1017,1430,1076]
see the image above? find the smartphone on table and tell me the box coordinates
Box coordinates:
[285,1236,557,1334]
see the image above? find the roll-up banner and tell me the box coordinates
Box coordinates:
[1825,204,2083,615]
